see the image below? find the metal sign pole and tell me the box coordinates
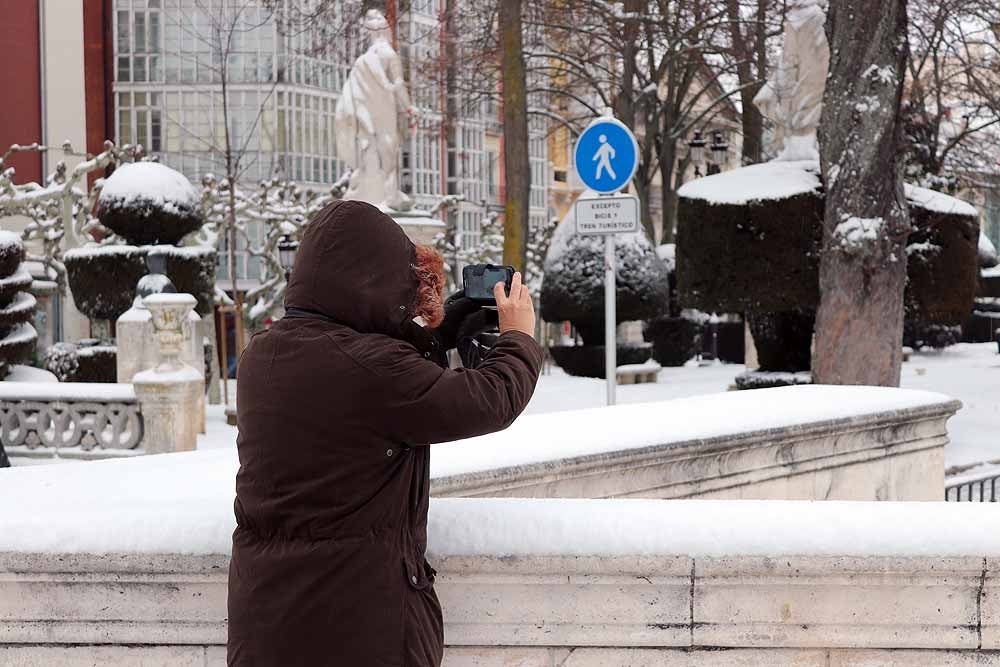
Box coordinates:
[572,116,640,409]
[605,233,616,406]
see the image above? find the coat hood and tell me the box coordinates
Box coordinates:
[285,200,417,336]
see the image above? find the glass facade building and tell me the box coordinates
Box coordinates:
[111,0,549,286]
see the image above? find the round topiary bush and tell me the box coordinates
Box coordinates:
[97,162,203,246]
[548,342,653,378]
[643,315,702,367]
[541,194,670,346]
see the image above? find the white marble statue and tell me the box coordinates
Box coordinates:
[753,0,830,162]
[334,9,417,211]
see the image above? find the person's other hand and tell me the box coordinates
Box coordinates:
[433,290,498,351]
[495,272,535,337]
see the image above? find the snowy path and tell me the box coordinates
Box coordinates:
[198,343,999,473]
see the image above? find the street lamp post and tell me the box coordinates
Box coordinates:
[708,130,729,175]
[688,130,707,177]
[278,234,299,282]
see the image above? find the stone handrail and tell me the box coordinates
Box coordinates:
[431,385,961,501]
[0,382,142,459]
[2,498,1000,665]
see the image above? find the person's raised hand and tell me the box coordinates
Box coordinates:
[495,271,535,337]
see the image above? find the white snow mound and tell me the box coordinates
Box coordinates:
[99,162,198,210]
[904,184,978,218]
[676,160,822,205]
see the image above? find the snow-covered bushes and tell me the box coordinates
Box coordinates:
[541,198,670,346]
[43,342,80,382]
[42,340,117,383]
[96,162,203,245]
[0,233,37,378]
[676,162,982,379]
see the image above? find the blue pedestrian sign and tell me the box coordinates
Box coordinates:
[573,116,639,194]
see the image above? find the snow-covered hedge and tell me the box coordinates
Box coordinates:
[97,162,203,246]
[676,161,825,314]
[64,245,217,322]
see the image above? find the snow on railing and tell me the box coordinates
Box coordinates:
[0,382,142,458]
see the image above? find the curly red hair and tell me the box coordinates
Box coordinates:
[411,244,445,327]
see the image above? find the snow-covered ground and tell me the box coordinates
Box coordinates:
[198,342,1000,474]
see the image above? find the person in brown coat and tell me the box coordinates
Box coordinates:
[228,200,542,666]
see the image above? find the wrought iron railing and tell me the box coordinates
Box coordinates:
[0,382,143,460]
[945,471,1000,502]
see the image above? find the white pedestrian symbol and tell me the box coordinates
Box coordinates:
[592,134,617,180]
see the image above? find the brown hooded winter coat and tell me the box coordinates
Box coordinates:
[227,200,542,666]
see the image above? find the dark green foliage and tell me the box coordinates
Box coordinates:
[97,198,203,246]
[73,344,118,383]
[734,371,812,390]
[548,343,652,378]
[905,206,981,325]
[65,247,147,321]
[746,309,815,372]
[541,236,670,345]
[0,239,24,279]
[643,316,702,367]
[159,247,218,316]
[65,245,218,321]
[676,192,824,313]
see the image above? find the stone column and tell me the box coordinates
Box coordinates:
[118,301,205,434]
[133,294,202,455]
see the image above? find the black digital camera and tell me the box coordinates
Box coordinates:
[462,264,515,304]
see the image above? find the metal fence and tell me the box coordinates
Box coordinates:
[945,472,1000,502]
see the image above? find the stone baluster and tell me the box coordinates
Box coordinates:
[132,294,202,455]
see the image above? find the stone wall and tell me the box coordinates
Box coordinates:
[2,548,998,666]
[432,389,960,501]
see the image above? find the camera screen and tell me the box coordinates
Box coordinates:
[483,268,511,293]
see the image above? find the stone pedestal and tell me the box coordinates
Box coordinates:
[132,294,203,455]
[391,209,447,246]
[118,301,205,433]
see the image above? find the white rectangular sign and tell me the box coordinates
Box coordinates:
[575,195,640,235]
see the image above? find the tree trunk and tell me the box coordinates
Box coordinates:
[499,0,530,271]
[725,0,767,165]
[813,0,910,386]
[659,141,678,243]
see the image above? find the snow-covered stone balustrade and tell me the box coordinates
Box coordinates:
[0,382,142,459]
[432,386,960,501]
[1,449,1000,667]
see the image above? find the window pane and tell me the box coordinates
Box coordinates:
[134,55,146,82]
[149,13,160,52]
[118,109,132,144]
[151,110,162,152]
[117,56,131,82]
[135,12,146,51]
[117,11,130,53]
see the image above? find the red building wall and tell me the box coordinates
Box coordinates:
[0,0,43,183]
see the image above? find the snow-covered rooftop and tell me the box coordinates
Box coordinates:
[676,160,822,206]
[98,161,198,209]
